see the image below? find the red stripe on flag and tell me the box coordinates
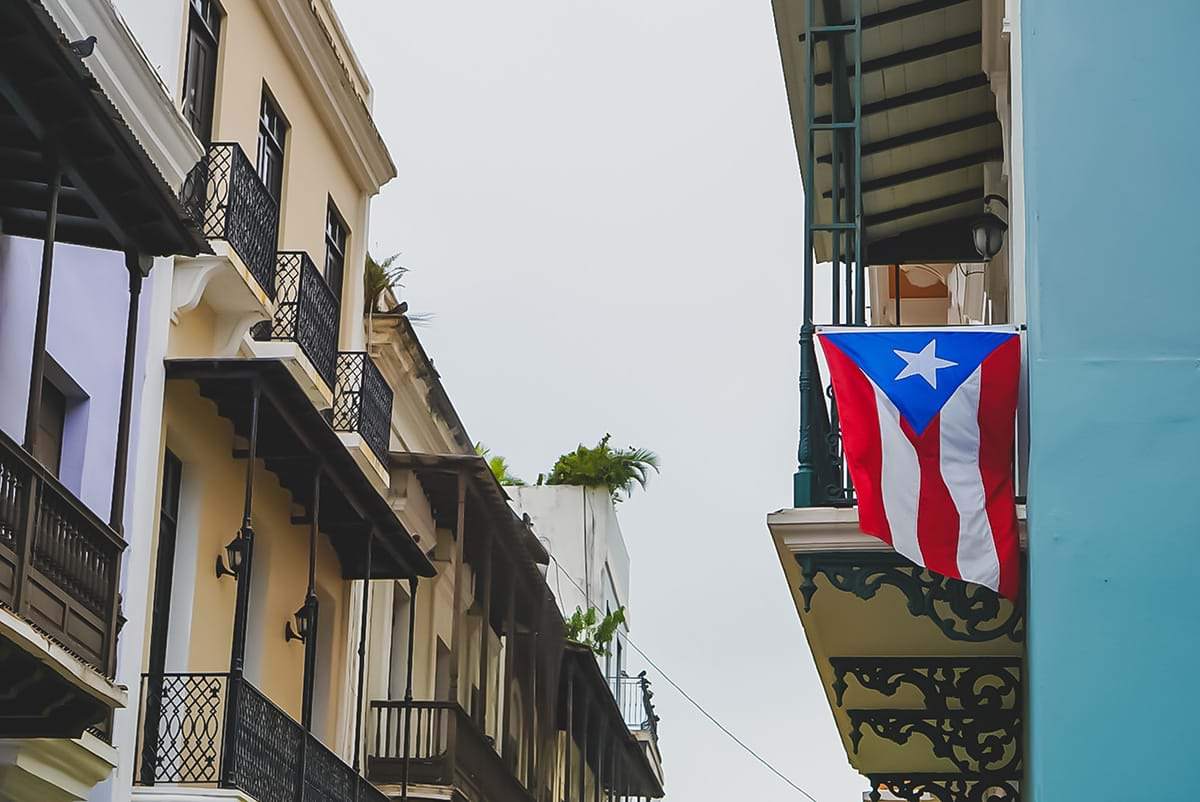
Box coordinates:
[898,415,961,580]
[978,336,1021,599]
[819,336,893,546]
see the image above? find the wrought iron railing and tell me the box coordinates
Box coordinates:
[0,427,123,677]
[254,252,341,391]
[614,674,659,744]
[368,700,532,802]
[333,353,393,463]
[137,672,385,802]
[181,142,280,298]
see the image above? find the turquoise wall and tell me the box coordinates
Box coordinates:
[1022,2,1200,798]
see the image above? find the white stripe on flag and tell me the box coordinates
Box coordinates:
[870,379,921,566]
[939,367,1001,591]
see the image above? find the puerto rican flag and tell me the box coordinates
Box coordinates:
[817,327,1020,599]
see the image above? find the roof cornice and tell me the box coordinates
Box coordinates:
[39,0,203,189]
[258,0,397,194]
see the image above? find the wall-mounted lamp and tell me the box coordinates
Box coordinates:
[284,604,309,643]
[215,534,244,579]
[972,194,1009,260]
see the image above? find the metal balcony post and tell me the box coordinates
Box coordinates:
[108,254,144,534]
[222,381,259,788]
[447,471,467,707]
[795,0,818,508]
[353,530,374,774]
[301,467,321,731]
[401,576,419,802]
[23,159,60,454]
[476,528,493,732]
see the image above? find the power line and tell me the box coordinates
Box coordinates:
[542,549,822,802]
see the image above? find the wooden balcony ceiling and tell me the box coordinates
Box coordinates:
[0,0,208,257]
[390,452,551,570]
[165,359,435,579]
[774,0,1002,263]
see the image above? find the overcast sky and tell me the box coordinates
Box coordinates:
[336,2,863,799]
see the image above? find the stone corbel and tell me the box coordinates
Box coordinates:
[213,311,268,357]
[170,256,224,322]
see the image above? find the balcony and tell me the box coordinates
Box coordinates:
[368,700,532,802]
[173,143,280,350]
[136,673,387,802]
[0,427,125,737]
[332,352,393,478]
[251,252,341,401]
[614,675,659,745]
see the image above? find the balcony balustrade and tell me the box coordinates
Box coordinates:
[368,700,533,802]
[253,252,341,392]
[136,672,386,802]
[332,353,393,464]
[613,675,659,745]
[181,142,281,299]
[0,428,122,683]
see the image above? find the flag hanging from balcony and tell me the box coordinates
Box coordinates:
[817,326,1021,599]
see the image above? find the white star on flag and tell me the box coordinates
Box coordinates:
[893,339,957,389]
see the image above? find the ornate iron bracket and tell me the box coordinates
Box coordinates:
[849,709,1021,775]
[796,552,1025,643]
[829,657,1021,710]
[868,773,1020,802]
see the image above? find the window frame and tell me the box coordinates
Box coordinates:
[324,199,349,302]
[256,87,288,206]
[181,0,222,144]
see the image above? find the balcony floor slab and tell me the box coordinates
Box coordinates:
[0,732,116,802]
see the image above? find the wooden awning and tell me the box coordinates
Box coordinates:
[0,0,208,258]
[774,0,1002,263]
[166,359,435,579]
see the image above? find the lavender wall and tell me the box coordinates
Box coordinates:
[0,234,151,523]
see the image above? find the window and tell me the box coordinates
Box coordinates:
[147,452,183,677]
[256,90,287,206]
[34,379,66,478]
[181,0,221,143]
[324,201,347,302]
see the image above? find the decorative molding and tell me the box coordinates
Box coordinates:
[829,657,1021,710]
[0,733,117,802]
[850,709,1021,775]
[258,0,396,193]
[38,0,203,189]
[868,774,1020,802]
[795,552,1025,643]
[170,258,223,322]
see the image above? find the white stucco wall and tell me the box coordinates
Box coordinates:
[506,485,632,625]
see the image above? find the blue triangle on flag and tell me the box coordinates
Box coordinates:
[820,329,1016,434]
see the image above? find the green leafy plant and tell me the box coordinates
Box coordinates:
[564,606,626,657]
[475,442,527,486]
[364,252,409,315]
[545,434,659,501]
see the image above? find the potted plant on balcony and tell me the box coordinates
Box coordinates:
[564,605,627,656]
[542,434,659,502]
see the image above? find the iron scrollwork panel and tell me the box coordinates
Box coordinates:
[137,673,228,784]
[796,552,1025,643]
[868,774,1020,802]
[333,352,393,463]
[232,680,302,802]
[828,657,1021,710]
[848,709,1021,775]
